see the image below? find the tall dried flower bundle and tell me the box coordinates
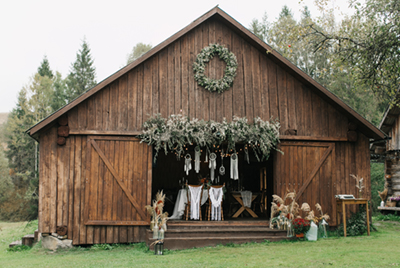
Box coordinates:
[350,174,365,191]
[315,203,330,222]
[378,188,388,201]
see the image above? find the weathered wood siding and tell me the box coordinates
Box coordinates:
[274,134,371,224]
[38,129,150,244]
[67,18,348,137]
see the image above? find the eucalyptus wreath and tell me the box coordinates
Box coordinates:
[139,114,281,162]
[193,43,238,93]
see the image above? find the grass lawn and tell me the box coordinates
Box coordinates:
[1,219,399,268]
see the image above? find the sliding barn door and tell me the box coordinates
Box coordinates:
[85,136,151,226]
[275,141,336,224]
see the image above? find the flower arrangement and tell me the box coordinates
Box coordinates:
[390,196,400,202]
[193,43,238,93]
[145,190,168,232]
[140,113,281,162]
[292,218,310,235]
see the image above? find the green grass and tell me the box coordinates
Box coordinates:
[1,219,400,267]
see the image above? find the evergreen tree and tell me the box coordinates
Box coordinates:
[66,39,97,102]
[51,71,67,112]
[37,55,54,78]
[5,88,36,188]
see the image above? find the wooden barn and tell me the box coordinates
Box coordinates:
[28,7,384,247]
[372,101,400,213]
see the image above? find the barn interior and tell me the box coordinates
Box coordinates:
[151,144,274,220]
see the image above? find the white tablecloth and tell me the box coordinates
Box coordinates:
[169,189,208,219]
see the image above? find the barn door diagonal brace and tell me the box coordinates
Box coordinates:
[295,144,334,201]
[90,139,147,221]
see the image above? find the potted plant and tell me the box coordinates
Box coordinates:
[390,196,400,207]
[293,218,310,238]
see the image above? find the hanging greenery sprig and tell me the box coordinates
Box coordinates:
[140,114,281,162]
[193,43,238,93]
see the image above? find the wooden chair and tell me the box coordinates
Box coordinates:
[185,183,204,221]
[207,183,225,221]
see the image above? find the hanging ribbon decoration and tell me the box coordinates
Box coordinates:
[244,144,250,164]
[209,153,217,182]
[230,152,239,180]
[219,149,225,176]
[205,149,208,163]
[184,154,192,176]
[194,146,201,173]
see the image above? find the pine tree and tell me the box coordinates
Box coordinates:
[66,39,97,102]
[51,71,67,112]
[37,55,54,78]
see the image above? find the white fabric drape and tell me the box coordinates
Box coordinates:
[230,154,239,180]
[189,186,202,220]
[209,187,223,221]
[194,147,201,173]
[209,153,217,182]
[184,154,192,175]
[241,190,252,208]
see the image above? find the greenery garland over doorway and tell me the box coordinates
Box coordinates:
[139,114,281,162]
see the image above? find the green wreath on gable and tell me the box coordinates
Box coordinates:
[193,43,238,93]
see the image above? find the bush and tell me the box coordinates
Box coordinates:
[370,163,385,215]
[337,207,368,236]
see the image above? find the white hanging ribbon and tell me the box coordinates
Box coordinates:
[188,186,202,220]
[184,154,192,176]
[194,146,201,173]
[230,153,238,180]
[209,153,217,182]
[209,187,223,221]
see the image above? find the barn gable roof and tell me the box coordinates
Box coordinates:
[28,6,385,140]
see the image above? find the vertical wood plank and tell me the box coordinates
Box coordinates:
[232,33,245,117]
[167,45,175,116]
[251,46,261,119]
[119,75,128,131]
[174,41,182,114]
[73,136,81,245]
[260,54,269,121]
[127,141,134,243]
[80,136,87,244]
[106,141,115,244]
[152,55,160,115]
[143,60,152,123]
[56,145,64,229]
[67,136,74,239]
[159,50,168,118]
[188,31,196,119]
[136,66,144,130]
[242,41,253,122]
[277,66,288,131]
[128,70,137,130]
[50,127,58,233]
[268,60,279,120]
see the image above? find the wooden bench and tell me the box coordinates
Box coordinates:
[378,206,400,215]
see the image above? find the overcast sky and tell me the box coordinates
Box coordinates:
[0,0,354,113]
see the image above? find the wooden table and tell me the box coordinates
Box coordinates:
[336,198,370,237]
[231,192,259,218]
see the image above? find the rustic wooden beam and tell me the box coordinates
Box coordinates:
[280,135,347,142]
[85,220,149,226]
[69,130,142,136]
[90,139,148,221]
[295,144,334,201]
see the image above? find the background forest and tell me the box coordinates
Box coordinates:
[0,0,396,220]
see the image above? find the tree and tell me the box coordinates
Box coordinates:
[249,4,387,126]
[126,42,152,65]
[249,12,269,41]
[66,39,97,102]
[308,0,400,102]
[51,71,67,112]
[37,55,54,79]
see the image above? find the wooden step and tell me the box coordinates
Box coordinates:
[147,228,286,239]
[147,235,293,250]
[167,220,269,230]
[22,234,35,247]
[9,240,22,248]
